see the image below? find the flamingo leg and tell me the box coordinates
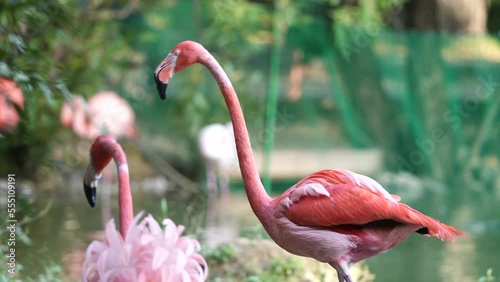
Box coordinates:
[330,261,354,282]
[217,164,231,217]
[218,165,230,198]
[205,164,217,200]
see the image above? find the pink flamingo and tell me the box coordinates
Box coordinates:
[154,41,466,282]
[60,91,137,140]
[82,135,208,282]
[61,91,137,224]
[0,78,24,133]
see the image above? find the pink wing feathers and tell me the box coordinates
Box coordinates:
[282,169,465,242]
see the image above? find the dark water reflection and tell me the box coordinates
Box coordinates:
[15,174,500,281]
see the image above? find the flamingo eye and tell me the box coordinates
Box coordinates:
[168,50,180,60]
[4,97,13,107]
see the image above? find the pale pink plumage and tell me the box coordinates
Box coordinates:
[153,41,466,282]
[82,135,207,282]
[83,212,207,282]
[61,91,137,140]
[0,78,24,133]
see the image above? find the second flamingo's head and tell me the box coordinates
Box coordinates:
[154,41,206,100]
[83,135,117,207]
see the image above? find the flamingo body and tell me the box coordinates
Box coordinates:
[0,78,24,133]
[265,169,463,279]
[60,91,137,140]
[154,41,465,282]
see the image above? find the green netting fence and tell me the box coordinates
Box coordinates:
[329,28,500,184]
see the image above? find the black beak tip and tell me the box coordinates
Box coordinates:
[153,74,168,101]
[84,182,96,208]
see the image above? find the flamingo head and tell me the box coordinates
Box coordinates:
[154,41,205,100]
[83,135,116,207]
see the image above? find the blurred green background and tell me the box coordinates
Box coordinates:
[0,0,499,281]
[1,0,499,184]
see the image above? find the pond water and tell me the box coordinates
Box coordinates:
[13,174,500,282]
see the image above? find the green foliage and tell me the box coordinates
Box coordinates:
[488,0,500,32]
[203,243,237,263]
[239,223,269,240]
[0,190,40,243]
[160,197,169,219]
[0,0,74,98]
[24,262,65,282]
[259,257,304,281]
[204,239,340,282]
[0,192,54,281]
[0,0,73,175]
[331,0,406,59]
[203,0,272,49]
[479,268,496,282]
[0,0,148,177]
[0,255,66,282]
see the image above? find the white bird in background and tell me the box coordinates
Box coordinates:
[197,122,237,199]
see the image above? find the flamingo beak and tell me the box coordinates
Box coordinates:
[83,181,96,208]
[153,73,168,101]
[83,164,101,207]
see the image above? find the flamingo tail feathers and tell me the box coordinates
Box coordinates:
[400,204,466,242]
[421,220,466,242]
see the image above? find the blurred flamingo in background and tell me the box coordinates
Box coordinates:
[82,135,208,282]
[60,91,137,140]
[154,41,466,282]
[197,122,237,198]
[0,78,24,134]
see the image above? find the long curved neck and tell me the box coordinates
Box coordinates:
[100,142,134,237]
[115,152,133,237]
[199,52,272,217]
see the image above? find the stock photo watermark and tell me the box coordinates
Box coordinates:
[338,4,404,60]
[253,105,296,151]
[5,174,17,275]
[398,73,499,173]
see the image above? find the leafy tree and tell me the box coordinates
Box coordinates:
[0,0,152,177]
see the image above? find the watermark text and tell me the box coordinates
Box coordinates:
[6,174,17,275]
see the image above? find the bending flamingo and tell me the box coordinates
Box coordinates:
[82,135,208,282]
[197,122,237,198]
[0,78,24,133]
[153,41,466,282]
[60,91,137,140]
[61,91,137,224]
